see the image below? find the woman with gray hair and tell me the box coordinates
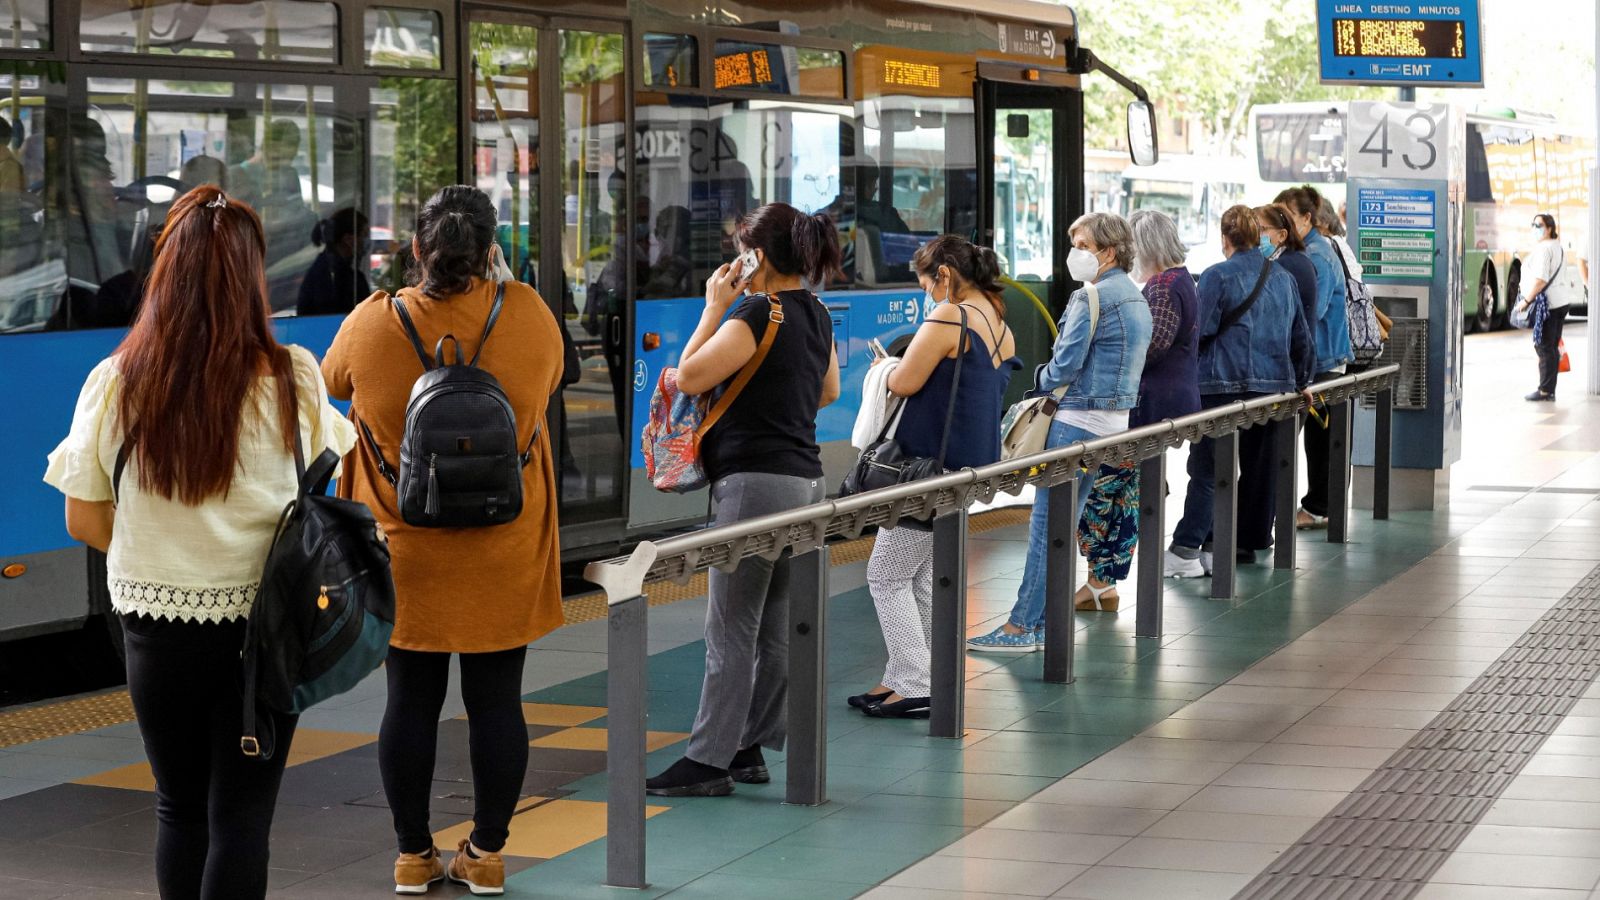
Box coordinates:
[1067,210,1203,610]
[969,212,1152,650]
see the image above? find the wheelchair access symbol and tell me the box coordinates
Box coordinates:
[633,359,648,392]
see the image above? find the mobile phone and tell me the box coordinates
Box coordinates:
[735,249,760,284]
[868,338,887,360]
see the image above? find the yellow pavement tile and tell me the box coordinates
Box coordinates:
[73,729,375,793]
[521,703,607,727]
[433,798,668,859]
[529,727,688,753]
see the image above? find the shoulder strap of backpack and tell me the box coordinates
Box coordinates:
[390,294,433,371]
[1200,257,1273,353]
[359,418,398,487]
[696,295,784,438]
[468,282,508,368]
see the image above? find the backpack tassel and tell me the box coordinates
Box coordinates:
[425,454,440,517]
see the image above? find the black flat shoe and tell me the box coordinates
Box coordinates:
[729,745,769,784]
[1526,390,1554,402]
[863,697,931,719]
[645,757,733,797]
[847,689,893,710]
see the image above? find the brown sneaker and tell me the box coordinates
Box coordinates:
[447,838,506,896]
[393,847,444,895]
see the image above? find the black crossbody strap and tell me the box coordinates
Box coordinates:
[1201,256,1273,353]
[469,282,508,368]
[934,305,969,470]
[391,296,433,371]
[358,418,399,486]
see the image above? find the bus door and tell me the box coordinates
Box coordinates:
[465,9,631,538]
[976,70,1080,407]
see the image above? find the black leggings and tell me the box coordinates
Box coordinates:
[1537,305,1569,396]
[379,646,529,855]
[122,613,298,900]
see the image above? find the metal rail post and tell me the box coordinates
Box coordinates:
[1136,454,1165,639]
[1328,398,1352,543]
[1272,416,1298,571]
[1211,432,1240,600]
[929,508,969,738]
[1043,472,1080,683]
[1373,386,1393,520]
[605,594,648,889]
[785,546,829,806]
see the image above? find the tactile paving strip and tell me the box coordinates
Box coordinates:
[0,508,1033,749]
[1234,564,1600,900]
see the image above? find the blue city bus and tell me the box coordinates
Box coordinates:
[0,0,1151,658]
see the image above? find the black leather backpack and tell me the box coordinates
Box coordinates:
[240,442,396,761]
[358,283,539,528]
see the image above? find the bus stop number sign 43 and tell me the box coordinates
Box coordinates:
[1347,102,1448,181]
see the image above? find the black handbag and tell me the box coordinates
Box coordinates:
[839,305,967,523]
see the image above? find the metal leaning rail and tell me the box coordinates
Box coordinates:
[584,363,1400,889]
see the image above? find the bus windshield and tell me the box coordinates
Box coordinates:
[1255,108,1346,184]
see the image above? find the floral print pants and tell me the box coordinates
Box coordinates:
[1078,464,1140,583]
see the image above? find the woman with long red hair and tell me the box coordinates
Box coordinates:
[43,185,355,899]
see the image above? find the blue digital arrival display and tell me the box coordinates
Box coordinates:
[1316,1,1483,88]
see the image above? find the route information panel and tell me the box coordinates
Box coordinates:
[1316,1,1483,88]
[1356,187,1437,279]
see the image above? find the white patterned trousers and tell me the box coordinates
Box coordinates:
[866,525,936,698]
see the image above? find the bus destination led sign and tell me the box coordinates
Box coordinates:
[714,48,774,90]
[882,59,940,89]
[1316,1,1483,88]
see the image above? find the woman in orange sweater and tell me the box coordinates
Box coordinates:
[323,186,564,896]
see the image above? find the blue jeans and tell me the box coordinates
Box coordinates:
[1010,420,1097,631]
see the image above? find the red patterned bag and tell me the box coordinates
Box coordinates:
[642,296,783,493]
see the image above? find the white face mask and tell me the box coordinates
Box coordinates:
[1067,247,1101,283]
[1532,226,1545,240]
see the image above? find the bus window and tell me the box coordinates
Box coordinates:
[40,77,364,328]
[642,33,697,88]
[365,7,444,71]
[1255,109,1346,184]
[0,65,64,334]
[370,77,457,295]
[0,0,48,50]
[80,0,340,64]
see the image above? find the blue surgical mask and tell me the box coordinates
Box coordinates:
[1259,235,1275,255]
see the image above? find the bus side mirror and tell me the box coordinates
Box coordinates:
[1128,101,1158,167]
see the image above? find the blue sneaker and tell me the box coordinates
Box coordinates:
[966,625,1042,653]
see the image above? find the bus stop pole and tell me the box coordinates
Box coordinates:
[928,509,969,738]
[1043,475,1079,683]
[605,594,648,889]
[1135,454,1165,639]
[1210,432,1240,600]
[1272,417,1298,570]
[785,546,829,806]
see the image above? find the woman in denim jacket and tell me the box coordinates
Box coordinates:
[968,212,1151,653]
[1277,185,1352,530]
[1166,206,1314,577]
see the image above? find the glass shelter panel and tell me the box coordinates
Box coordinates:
[80,0,340,64]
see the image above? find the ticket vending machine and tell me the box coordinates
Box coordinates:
[1347,101,1466,509]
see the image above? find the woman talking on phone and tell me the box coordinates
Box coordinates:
[646,202,842,798]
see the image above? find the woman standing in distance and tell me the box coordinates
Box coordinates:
[1167,206,1314,575]
[1074,211,1199,605]
[967,212,1151,651]
[1517,213,1575,401]
[646,202,842,796]
[851,236,1017,715]
[44,186,357,899]
[323,186,566,896]
[1275,185,1352,531]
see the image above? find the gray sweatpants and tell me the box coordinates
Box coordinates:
[685,471,826,769]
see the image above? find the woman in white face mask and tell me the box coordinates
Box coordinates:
[968,213,1154,653]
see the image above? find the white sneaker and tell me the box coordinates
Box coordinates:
[1200,550,1214,575]
[1164,549,1205,579]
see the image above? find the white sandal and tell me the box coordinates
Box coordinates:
[1075,581,1120,612]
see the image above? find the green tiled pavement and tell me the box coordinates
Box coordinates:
[510,510,1459,897]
